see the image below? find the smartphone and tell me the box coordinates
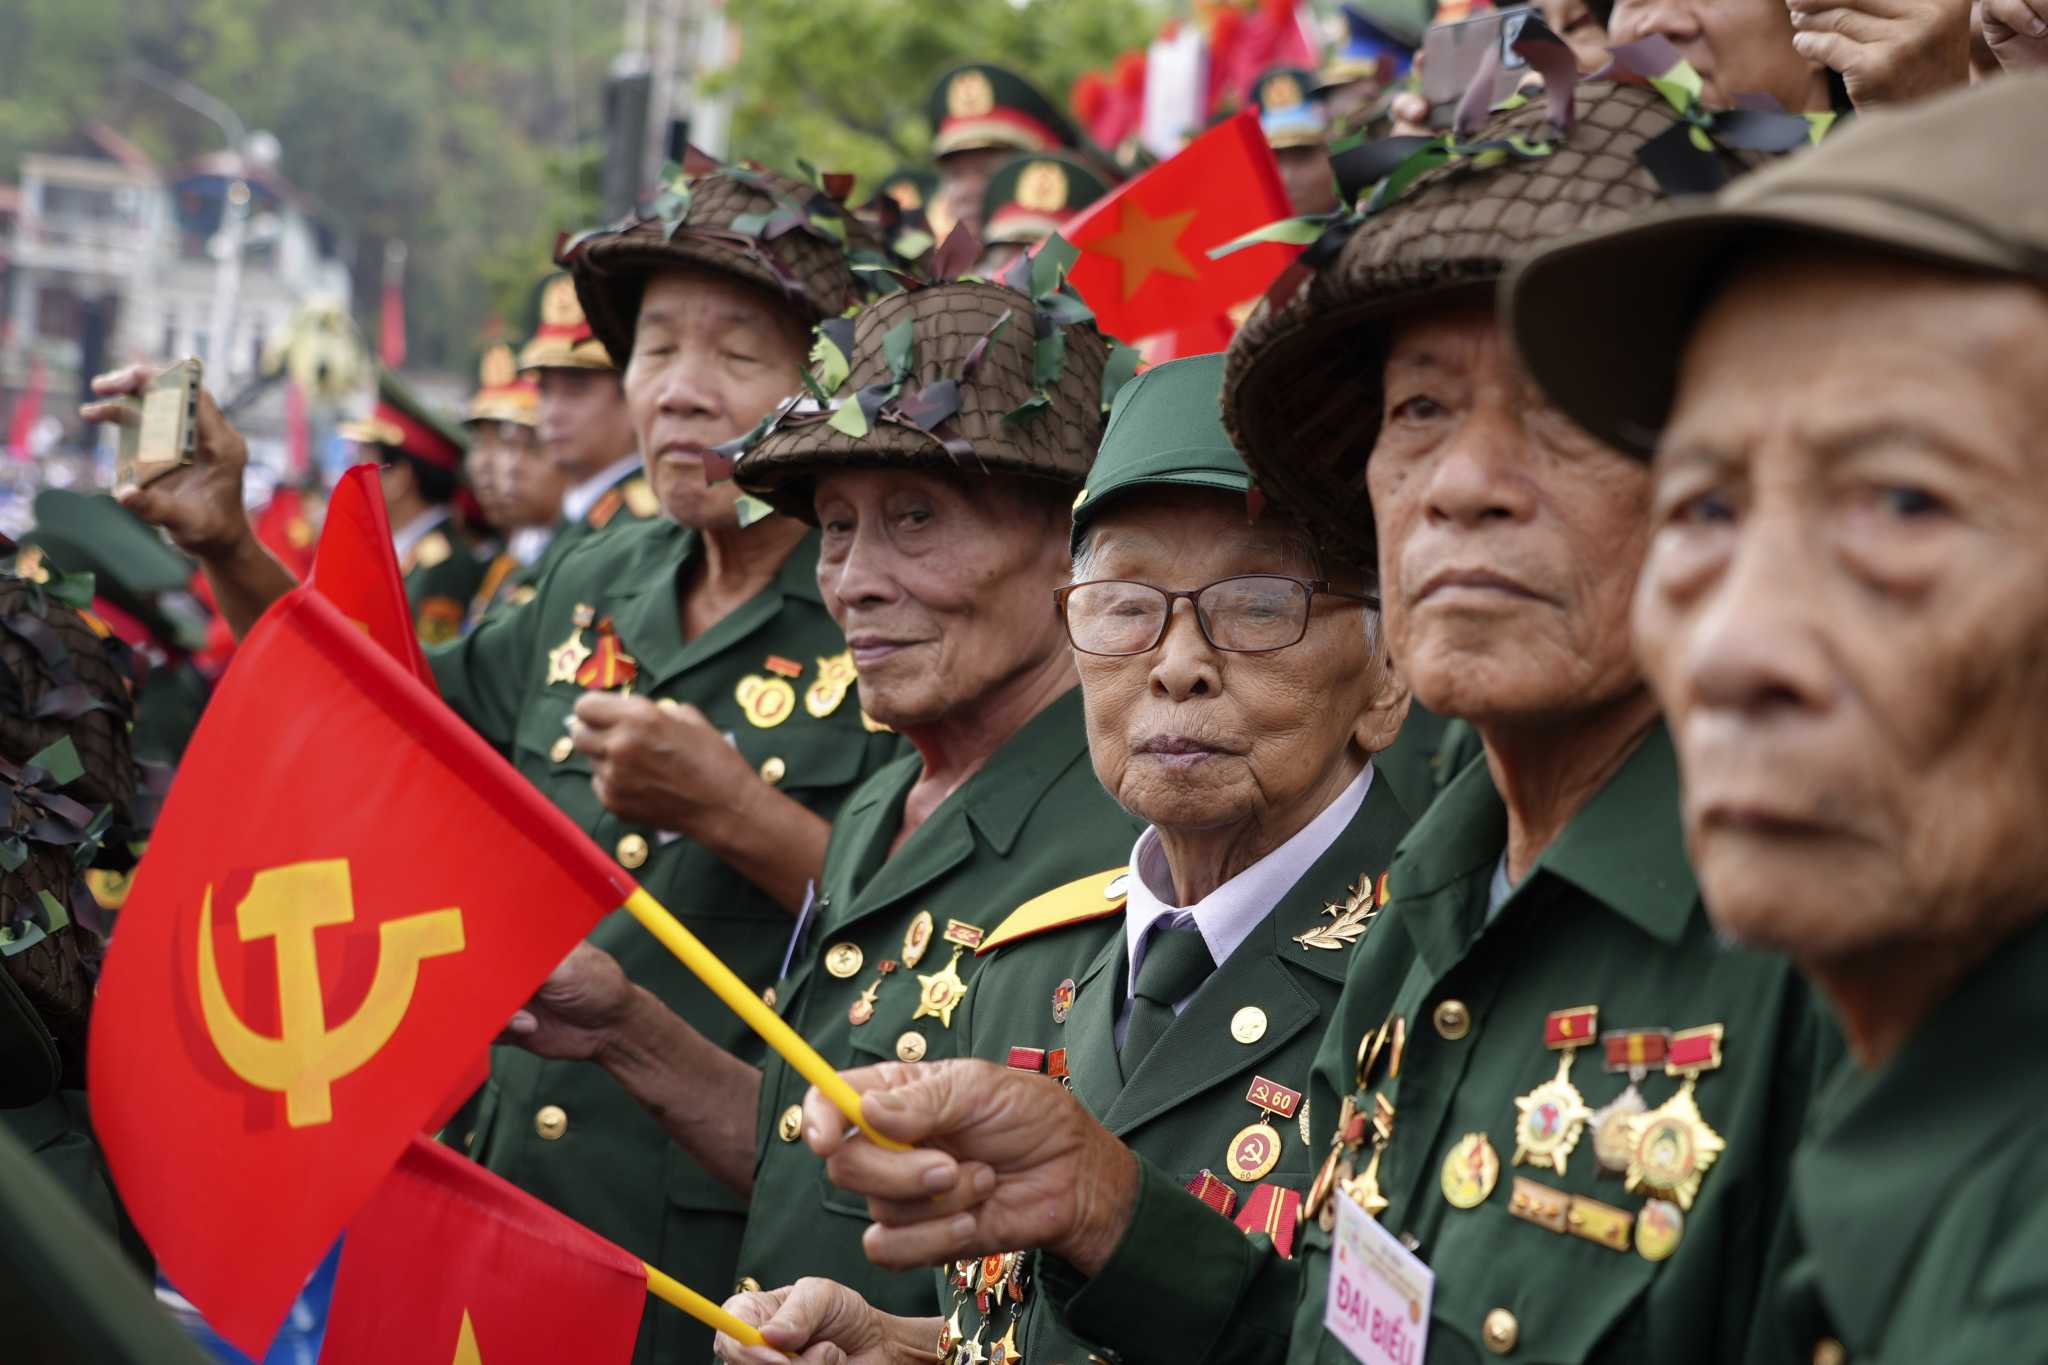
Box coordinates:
[1422,5,1536,127]
[117,357,203,489]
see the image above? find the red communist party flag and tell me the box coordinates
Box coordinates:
[311,462,434,691]
[1061,109,1299,342]
[320,1136,646,1365]
[87,585,637,1354]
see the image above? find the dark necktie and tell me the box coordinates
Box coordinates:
[1120,923,1214,1079]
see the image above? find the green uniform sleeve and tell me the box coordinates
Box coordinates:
[1046,1155,1300,1365]
[425,583,541,748]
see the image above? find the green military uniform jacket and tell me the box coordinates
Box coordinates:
[1049,724,1841,1365]
[429,518,901,1364]
[941,770,1413,1365]
[1766,915,2048,1365]
[466,470,657,632]
[739,687,1142,1317]
[402,517,489,646]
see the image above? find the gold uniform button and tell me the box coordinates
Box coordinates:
[616,833,650,869]
[1482,1307,1518,1355]
[535,1104,568,1141]
[735,1276,763,1295]
[1812,1340,1847,1365]
[1434,998,1472,1041]
[760,755,787,785]
[1231,1006,1268,1045]
[549,735,574,763]
[825,942,865,978]
[761,984,778,1009]
[896,1031,928,1062]
[777,1104,804,1142]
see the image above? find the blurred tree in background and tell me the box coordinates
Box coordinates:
[1,0,1162,372]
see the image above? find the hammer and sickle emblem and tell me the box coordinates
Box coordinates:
[197,858,465,1128]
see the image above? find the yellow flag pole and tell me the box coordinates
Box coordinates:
[622,887,908,1152]
[643,1261,779,1351]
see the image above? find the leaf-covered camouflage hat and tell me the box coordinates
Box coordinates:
[563,153,889,368]
[733,238,1140,522]
[1219,28,1826,569]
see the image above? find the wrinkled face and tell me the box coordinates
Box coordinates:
[934,147,1012,241]
[815,468,1071,731]
[1608,0,1829,111]
[625,267,810,529]
[1371,301,1650,726]
[1072,489,1398,840]
[470,420,563,531]
[535,367,636,483]
[1275,145,1340,217]
[1637,253,2048,962]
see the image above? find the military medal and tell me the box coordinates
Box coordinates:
[913,947,970,1028]
[1511,1005,1598,1175]
[1591,1028,1669,1175]
[847,959,896,1027]
[942,918,986,951]
[546,627,593,686]
[975,1253,1007,1312]
[806,649,858,719]
[1338,1092,1396,1219]
[764,654,804,679]
[1226,1076,1300,1182]
[1304,1093,1365,1229]
[1624,1024,1726,1211]
[735,673,797,728]
[1051,977,1075,1024]
[1233,1184,1305,1258]
[902,910,934,968]
[1186,1169,1239,1217]
[1046,1049,1071,1089]
[1440,1131,1501,1209]
[938,1306,964,1365]
[574,617,638,692]
[1635,1198,1684,1261]
[990,1320,1023,1365]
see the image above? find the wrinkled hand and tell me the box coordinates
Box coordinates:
[801,1060,1138,1275]
[571,692,760,836]
[1788,0,1972,108]
[497,941,637,1061]
[716,1279,937,1365]
[80,365,255,560]
[1982,0,2048,68]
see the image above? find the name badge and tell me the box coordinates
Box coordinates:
[1325,1189,1433,1365]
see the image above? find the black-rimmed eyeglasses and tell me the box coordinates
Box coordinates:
[1054,575,1376,657]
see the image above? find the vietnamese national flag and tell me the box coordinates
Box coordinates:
[311,463,434,691]
[87,586,637,1354]
[319,1136,646,1365]
[1061,109,1300,343]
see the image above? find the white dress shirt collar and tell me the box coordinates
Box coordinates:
[561,453,642,525]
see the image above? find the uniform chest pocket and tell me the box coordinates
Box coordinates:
[728,720,875,798]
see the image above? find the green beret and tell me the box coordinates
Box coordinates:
[1072,353,1249,551]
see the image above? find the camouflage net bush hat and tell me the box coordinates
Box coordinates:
[1219,25,1828,570]
[734,239,1141,522]
[563,152,890,368]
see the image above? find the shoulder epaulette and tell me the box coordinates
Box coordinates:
[622,476,660,519]
[587,488,625,530]
[978,867,1130,956]
[413,529,453,570]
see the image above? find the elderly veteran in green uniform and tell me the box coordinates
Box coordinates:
[462,342,564,629]
[498,273,1142,1320]
[776,78,1844,1365]
[86,161,904,1365]
[974,152,1109,278]
[715,351,1414,1365]
[926,63,1084,243]
[1508,73,2048,1365]
[339,367,489,644]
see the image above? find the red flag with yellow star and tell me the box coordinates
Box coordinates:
[1061,109,1299,342]
[319,1136,646,1365]
[87,585,636,1354]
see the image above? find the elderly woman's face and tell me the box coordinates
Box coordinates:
[1370,302,1650,728]
[814,468,1072,730]
[1637,253,2048,962]
[1072,490,1398,840]
[625,267,810,529]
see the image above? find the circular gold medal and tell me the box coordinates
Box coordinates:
[1440,1132,1500,1209]
[1590,1085,1647,1174]
[1226,1120,1283,1181]
[1635,1198,1684,1261]
[825,942,864,978]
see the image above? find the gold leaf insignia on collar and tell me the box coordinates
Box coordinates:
[1293,873,1379,951]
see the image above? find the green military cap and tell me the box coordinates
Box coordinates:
[24,490,206,651]
[928,63,1081,160]
[1071,353,1248,551]
[1507,73,2048,460]
[980,153,1111,248]
[1249,67,1330,151]
[872,168,938,216]
[337,367,469,471]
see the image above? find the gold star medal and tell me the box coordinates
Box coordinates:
[1226,1076,1301,1182]
[1338,1092,1396,1219]
[1591,1028,1669,1174]
[1624,1024,1727,1211]
[545,607,597,685]
[990,1319,1024,1365]
[913,946,970,1028]
[1511,1006,1598,1175]
[938,1306,964,1365]
[806,649,859,718]
[1303,1094,1364,1229]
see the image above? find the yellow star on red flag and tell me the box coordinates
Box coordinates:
[1089,201,1201,299]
